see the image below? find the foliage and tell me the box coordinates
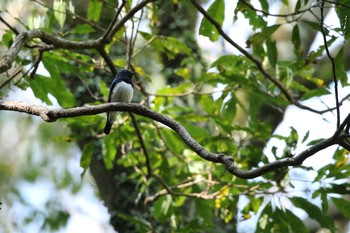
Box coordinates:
[1,0,350,232]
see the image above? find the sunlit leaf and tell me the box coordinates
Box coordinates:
[53,0,66,29]
[247,25,280,46]
[88,0,102,22]
[80,142,94,177]
[199,0,225,41]
[69,24,95,34]
[301,87,331,100]
[1,31,14,48]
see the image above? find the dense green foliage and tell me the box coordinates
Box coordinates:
[1,0,350,232]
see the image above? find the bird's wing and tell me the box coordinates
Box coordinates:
[107,76,121,102]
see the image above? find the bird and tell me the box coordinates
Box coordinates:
[104,69,135,135]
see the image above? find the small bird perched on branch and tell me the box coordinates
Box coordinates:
[104,69,135,135]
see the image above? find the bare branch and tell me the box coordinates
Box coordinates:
[0,100,347,179]
[130,113,153,176]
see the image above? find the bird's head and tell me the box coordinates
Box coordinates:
[118,69,135,78]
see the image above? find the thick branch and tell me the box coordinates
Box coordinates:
[0,100,346,179]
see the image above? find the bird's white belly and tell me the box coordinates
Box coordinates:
[110,82,134,103]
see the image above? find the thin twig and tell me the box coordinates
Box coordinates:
[102,0,127,42]
[29,50,43,79]
[238,0,312,18]
[130,113,153,176]
[320,0,340,128]
[0,66,22,89]
[96,46,118,76]
[0,13,19,34]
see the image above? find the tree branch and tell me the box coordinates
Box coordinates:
[0,100,346,179]
[0,0,156,74]
[104,0,156,43]
[320,0,340,128]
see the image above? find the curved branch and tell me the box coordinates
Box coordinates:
[0,100,346,179]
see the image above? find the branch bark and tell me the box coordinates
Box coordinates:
[0,100,346,179]
[0,0,157,74]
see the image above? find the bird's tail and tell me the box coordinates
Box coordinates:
[104,111,118,134]
[104,121,112,134]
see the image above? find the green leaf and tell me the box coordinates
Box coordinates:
[301,130,309,143]
[302,20,321,31]
[174,68,191,79]
[1,31,14,47]
[295,0,306,11]
[260,0,269,12]
[53,0,66,29]
[335,1,350,41]
[247,25,280,46]
[69,24,95,34]
[139,32,191,59]
[301,87,331,100]
[221,95,237,123]
[284,208,308,233]
[156,83,192,95]
[88,0,103,22]
[102,133,118,169]
[256,204,273,233]
[292,24,303,57]
[210,55,246,75]
[160,128,185,153]
[38,54,76,107]
[199,0,225,42]
[235,1,266,30]
[327,183,350,195]
[332,197,350,219]
[199,95,219,116]
[335,48,348,86]
[307,138,324,146]
[80,142,94,177]
[266,40,278,68]
[181,122,210,142]
[320,189,328,213]
[291,197,335,232]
